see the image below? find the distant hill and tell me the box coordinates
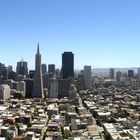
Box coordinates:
[92,68,139,77]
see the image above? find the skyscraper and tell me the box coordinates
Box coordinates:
[0,63,8,84]
[16,60,28,75]
[49,78,58,98]
[2,66,8,82]
[42,64,47,74]
[138,68,140,76]
[58,79,71,98]
[0,63,2,85]
[24,78,33,98]
[62,52,74,79]
[32,44,43,98]
[42,73,49,89]
[109,68,114,79]
[77,71,84,91]
[84,66,91,89]
[116,71,122,81]
[128,70,134,78]
[48,64,55,74]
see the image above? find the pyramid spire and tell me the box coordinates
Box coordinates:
[33,43,43,98]
[37,43,40,54]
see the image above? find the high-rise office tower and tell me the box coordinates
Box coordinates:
[16,60,28,75]
[42,64,47,74]
[0,64,8,84]
[77,71,84,91]
[116,71,122,81]
[62,52,74,79]
[138,68,140,76]
[49,78,58,98]
[128,70,134,78]
[48,64,55,74]
[2,66,8,82]
[24,78,33,98]
[32,44,43,98]
[58,79,71,98]
[109,68,115,79]
[84,66,91,89]
[42,73,49,89]
[0,63,2,85]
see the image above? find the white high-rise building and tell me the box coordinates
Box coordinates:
[49,78,58,98]
[84,66,92,89]
[0,84,10,101]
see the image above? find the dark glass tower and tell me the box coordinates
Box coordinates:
[0,63,8,84]
[128,70,134,78]
[32,44,43,98]
[62,52,74,79]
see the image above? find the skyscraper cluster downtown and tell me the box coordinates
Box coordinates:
[0,43,92,100]
[1,44,140,140]
[31,43,91,99]
[31,44,74,99]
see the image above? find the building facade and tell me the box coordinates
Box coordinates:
[109,68,114,79]
[42,64,47,74]
[0,84,10,101]
[49,78,58,98]
[84,66,91,89]
[62,52,74,79]
[48,64,55,74]
[16,60,28,75]
[128,70,134,78]
[32,44,43,98]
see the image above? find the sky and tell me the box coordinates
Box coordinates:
[0,0,140,70]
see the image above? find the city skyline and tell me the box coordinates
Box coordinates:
[0,0,140,69]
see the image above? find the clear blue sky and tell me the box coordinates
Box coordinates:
[0,0,140,70]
